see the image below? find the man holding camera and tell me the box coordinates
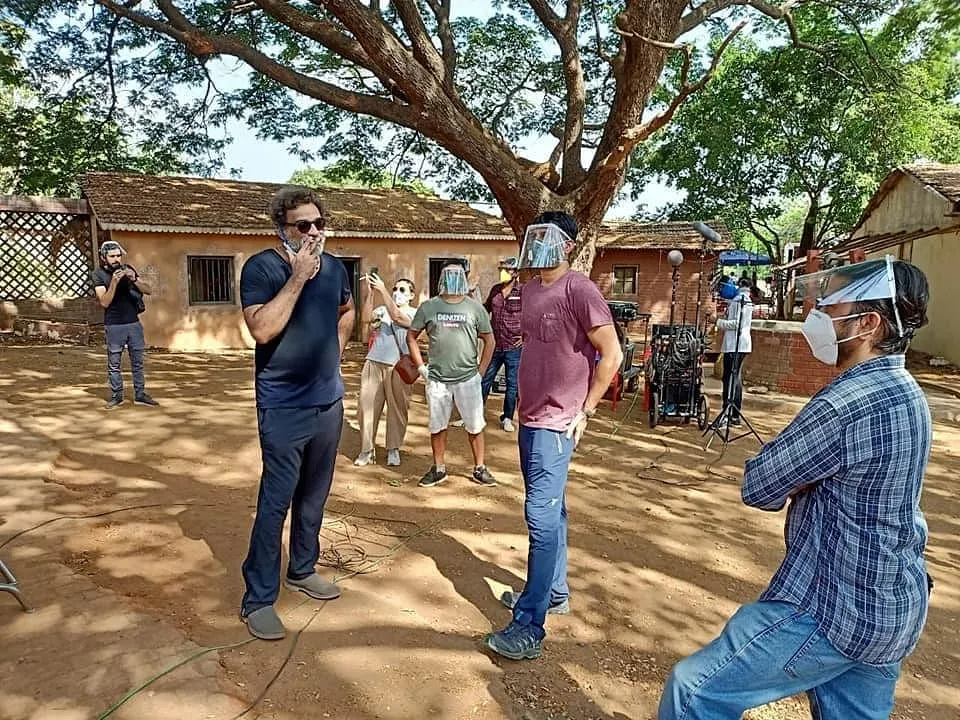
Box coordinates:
[238,186,355,640]
[92,240,158,408]
[660,258,933,720]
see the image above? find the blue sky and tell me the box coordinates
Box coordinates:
[217,1,678,218]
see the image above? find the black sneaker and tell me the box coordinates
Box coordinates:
[106,395,123,409]
[418,465,448,488]
[134,394,159,407]
[484,621,543,661]
[472,465,497,486]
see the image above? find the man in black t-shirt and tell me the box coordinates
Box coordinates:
[92,241,158,408]
[238,186,356,641]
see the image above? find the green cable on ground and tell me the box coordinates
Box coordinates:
[95,637,256,720]
[93,510,455,719]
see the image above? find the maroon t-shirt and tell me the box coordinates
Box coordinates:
[518,271,614,431]
[484,281,523,350]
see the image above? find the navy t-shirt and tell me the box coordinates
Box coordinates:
[240,249,352,408]
[92,266,140,326]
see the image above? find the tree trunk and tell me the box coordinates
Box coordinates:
[797,201,820,256]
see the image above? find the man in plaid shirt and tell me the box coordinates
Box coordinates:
[659,258,933,720]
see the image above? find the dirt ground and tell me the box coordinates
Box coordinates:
[1,343,958,720]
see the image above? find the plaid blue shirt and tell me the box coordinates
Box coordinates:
[743,355,931,664]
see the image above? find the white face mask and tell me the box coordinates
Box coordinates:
[801,309,874,366]
[393,289,409,306]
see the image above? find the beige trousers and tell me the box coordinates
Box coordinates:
[358,359,414,453]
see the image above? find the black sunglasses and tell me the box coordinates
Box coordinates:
[284,217,326,233]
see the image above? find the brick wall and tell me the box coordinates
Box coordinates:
[743,321,839,396]
[0,296,102,331]
[591,248,719,334]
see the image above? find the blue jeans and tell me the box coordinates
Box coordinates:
[512,425,574,635]
[658,600,901,720]
[105,322,146,398]
[241,402,344,615]
[481,347,521,421]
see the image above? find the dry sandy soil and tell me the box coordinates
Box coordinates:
[1,343,958,720]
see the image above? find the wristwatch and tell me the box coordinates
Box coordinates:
[582,407,597,418]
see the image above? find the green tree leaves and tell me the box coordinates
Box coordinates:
[636,2,960,261]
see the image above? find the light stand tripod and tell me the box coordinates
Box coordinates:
[0,558,33,612]
[702,291,762,450]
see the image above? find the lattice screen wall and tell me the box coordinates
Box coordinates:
[0,209,95,300]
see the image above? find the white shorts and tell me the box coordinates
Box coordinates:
[426,374,485,435]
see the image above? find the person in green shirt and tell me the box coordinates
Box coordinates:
[407,262,496,488]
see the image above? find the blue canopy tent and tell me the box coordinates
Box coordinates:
[719,249,772,266]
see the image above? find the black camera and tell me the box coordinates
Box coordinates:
[607,300,638,322]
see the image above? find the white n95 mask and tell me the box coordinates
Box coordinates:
[801,309,874,366]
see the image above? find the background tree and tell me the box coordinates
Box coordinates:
[634,2,960,278]
[290,160,437,195]
[0,12,225,196]
[6,0,910,267]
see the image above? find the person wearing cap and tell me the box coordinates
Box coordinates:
[237,186,355,641]
[484,211,622,661]
[659,258,933,719]
[92,240,158,408]
[481,256,523,432]
[407,262,496,488]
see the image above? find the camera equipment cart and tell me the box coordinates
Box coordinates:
[645,323,709,429]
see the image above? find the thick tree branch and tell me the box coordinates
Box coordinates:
[391,0,446,83]
[94,0,416,127]
[248,1,377,73]
[675,0,821,55]
[425,0,457,92]
[581,19,745,222]
[525,0,564,34]
[588,0,612,63]
[528,0,587,189]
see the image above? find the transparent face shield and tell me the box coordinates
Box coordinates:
[438,266,468,296]
[796,255,903,337]
[518,224,572,269]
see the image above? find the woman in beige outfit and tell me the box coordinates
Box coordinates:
[355,273,417,467]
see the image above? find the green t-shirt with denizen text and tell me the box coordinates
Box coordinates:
[410,296,492,383]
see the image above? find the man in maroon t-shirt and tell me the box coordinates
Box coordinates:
[481,256,523,432]
[484,211,623,661]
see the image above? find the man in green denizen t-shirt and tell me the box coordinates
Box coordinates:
[407,262,497,488]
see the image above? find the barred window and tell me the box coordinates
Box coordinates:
[612,266,638,295]
[188,256,235,305]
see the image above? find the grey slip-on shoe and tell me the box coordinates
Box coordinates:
[284,573,341,600]
[242,606,286,640]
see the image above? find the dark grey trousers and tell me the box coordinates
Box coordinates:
[105,322,146,398]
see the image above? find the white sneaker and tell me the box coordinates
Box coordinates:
[501,418,515,432]
[354,450,375,466]
[451,419,465,428]
[386,448,401,467]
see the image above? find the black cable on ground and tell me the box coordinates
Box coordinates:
[0,502,223,552]
[228,603,327,720]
